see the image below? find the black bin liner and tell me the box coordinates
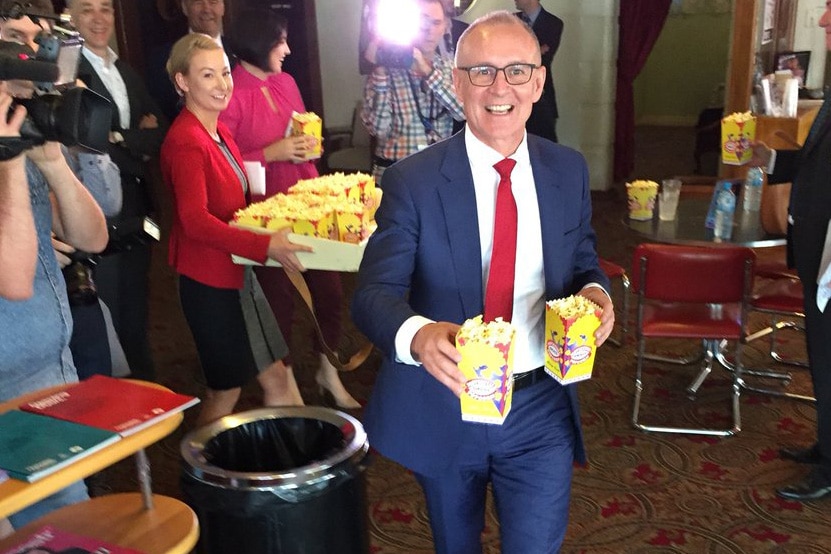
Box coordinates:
[181,407,370,554]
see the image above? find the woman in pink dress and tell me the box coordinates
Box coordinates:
[221,8,359,409]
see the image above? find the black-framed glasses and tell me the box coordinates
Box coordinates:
[457,64,538,86]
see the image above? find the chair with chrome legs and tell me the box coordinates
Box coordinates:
[742,274,814,402]
[631,243,755,436]
[598,258,630,347]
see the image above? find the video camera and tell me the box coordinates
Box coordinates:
[64,217,161,306]
[0,3,111,160]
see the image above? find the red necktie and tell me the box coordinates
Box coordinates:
[484,158,518,322]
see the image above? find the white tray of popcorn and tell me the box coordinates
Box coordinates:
[231,172,379,272]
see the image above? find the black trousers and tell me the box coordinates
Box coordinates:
[69,300,112,380]
[94,241,154,380]
[793,218,831,473]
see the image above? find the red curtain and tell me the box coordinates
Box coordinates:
[613,0,672,182]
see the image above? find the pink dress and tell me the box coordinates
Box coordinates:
[220,67,318,201]
[220,65,341,359]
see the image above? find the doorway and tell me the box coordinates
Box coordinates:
[633,1,733,178]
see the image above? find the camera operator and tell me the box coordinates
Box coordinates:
[361,0,464,185]
[0,0,127,382]
[0,71,108,530]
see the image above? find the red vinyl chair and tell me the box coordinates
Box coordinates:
[598,257,629,346]
[747,276,807,367]
[631,243,755,436]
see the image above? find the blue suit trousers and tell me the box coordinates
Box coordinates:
[415,377,576,554]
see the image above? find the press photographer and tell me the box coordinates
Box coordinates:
[0,1,109,531]
[360,0,464,185]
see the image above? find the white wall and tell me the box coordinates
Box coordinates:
[316,0,619,190]
[794,0,827,90]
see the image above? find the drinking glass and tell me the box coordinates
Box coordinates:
[658,179,682,221]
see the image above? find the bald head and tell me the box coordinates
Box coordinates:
[455,10,541,68]
[451,10,545,156]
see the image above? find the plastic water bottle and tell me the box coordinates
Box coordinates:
[713,183,736,241]
[743,166,764,212]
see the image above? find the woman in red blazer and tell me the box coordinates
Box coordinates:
[161,34,310,426]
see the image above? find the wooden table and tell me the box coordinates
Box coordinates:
[0,493,198,554]
[0,382,199,553]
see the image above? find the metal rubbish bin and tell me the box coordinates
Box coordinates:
[180,407,370,554]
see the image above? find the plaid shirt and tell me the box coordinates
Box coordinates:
[362,50,464,166]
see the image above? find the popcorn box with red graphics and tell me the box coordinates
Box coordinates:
[290,111,322,160]
[544,296,602,385]
[721,111,756,165]
[334,203,371,243]
[289,207,337,240]
[456,316,515,425]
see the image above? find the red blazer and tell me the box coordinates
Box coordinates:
[161,108,270,289]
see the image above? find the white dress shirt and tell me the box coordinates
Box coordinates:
[82,47,130,130]
[395,129,547,373]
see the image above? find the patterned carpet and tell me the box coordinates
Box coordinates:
[89,130,831,552]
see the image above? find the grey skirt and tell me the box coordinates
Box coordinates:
[240,266,289,371]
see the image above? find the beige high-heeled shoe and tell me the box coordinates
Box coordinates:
[315,354,361,410]
[259,361,305,407]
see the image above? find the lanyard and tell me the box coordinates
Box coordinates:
[406,71,443,142]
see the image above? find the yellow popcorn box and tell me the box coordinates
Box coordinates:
[290,111,322,160]
[292,208,336,239]
[625,180,659,221]
[721,111,756,165]
[264,214,295,232]
[334,203,369,244]
[233,211,268,229]
[353,173,376,205]
[544,296,601,385]
[456,316,515,425]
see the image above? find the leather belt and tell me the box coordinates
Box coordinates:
[512,366,548,392]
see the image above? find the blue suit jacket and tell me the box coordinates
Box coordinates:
[351,131,608,476]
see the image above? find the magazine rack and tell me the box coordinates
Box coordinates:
[0,381,198,553]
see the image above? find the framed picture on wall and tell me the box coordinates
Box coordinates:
[775,50,810,87]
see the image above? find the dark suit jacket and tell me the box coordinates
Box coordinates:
[351,131,607,476]
[77,56,168,219]
[520,8,563,141]
[769,99,831,272]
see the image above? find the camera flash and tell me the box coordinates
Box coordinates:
[375,0,421,46]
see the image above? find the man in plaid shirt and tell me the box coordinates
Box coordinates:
[362,0,465,184]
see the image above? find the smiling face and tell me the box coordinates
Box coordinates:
[175,47,232,117]
[182,0,225,39]
[70,0,115,57]
[453,17,544,156]
[268,33,291,74]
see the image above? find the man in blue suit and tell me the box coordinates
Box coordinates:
[352,11,614,553]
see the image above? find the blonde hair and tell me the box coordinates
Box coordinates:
[166,33,223,94]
